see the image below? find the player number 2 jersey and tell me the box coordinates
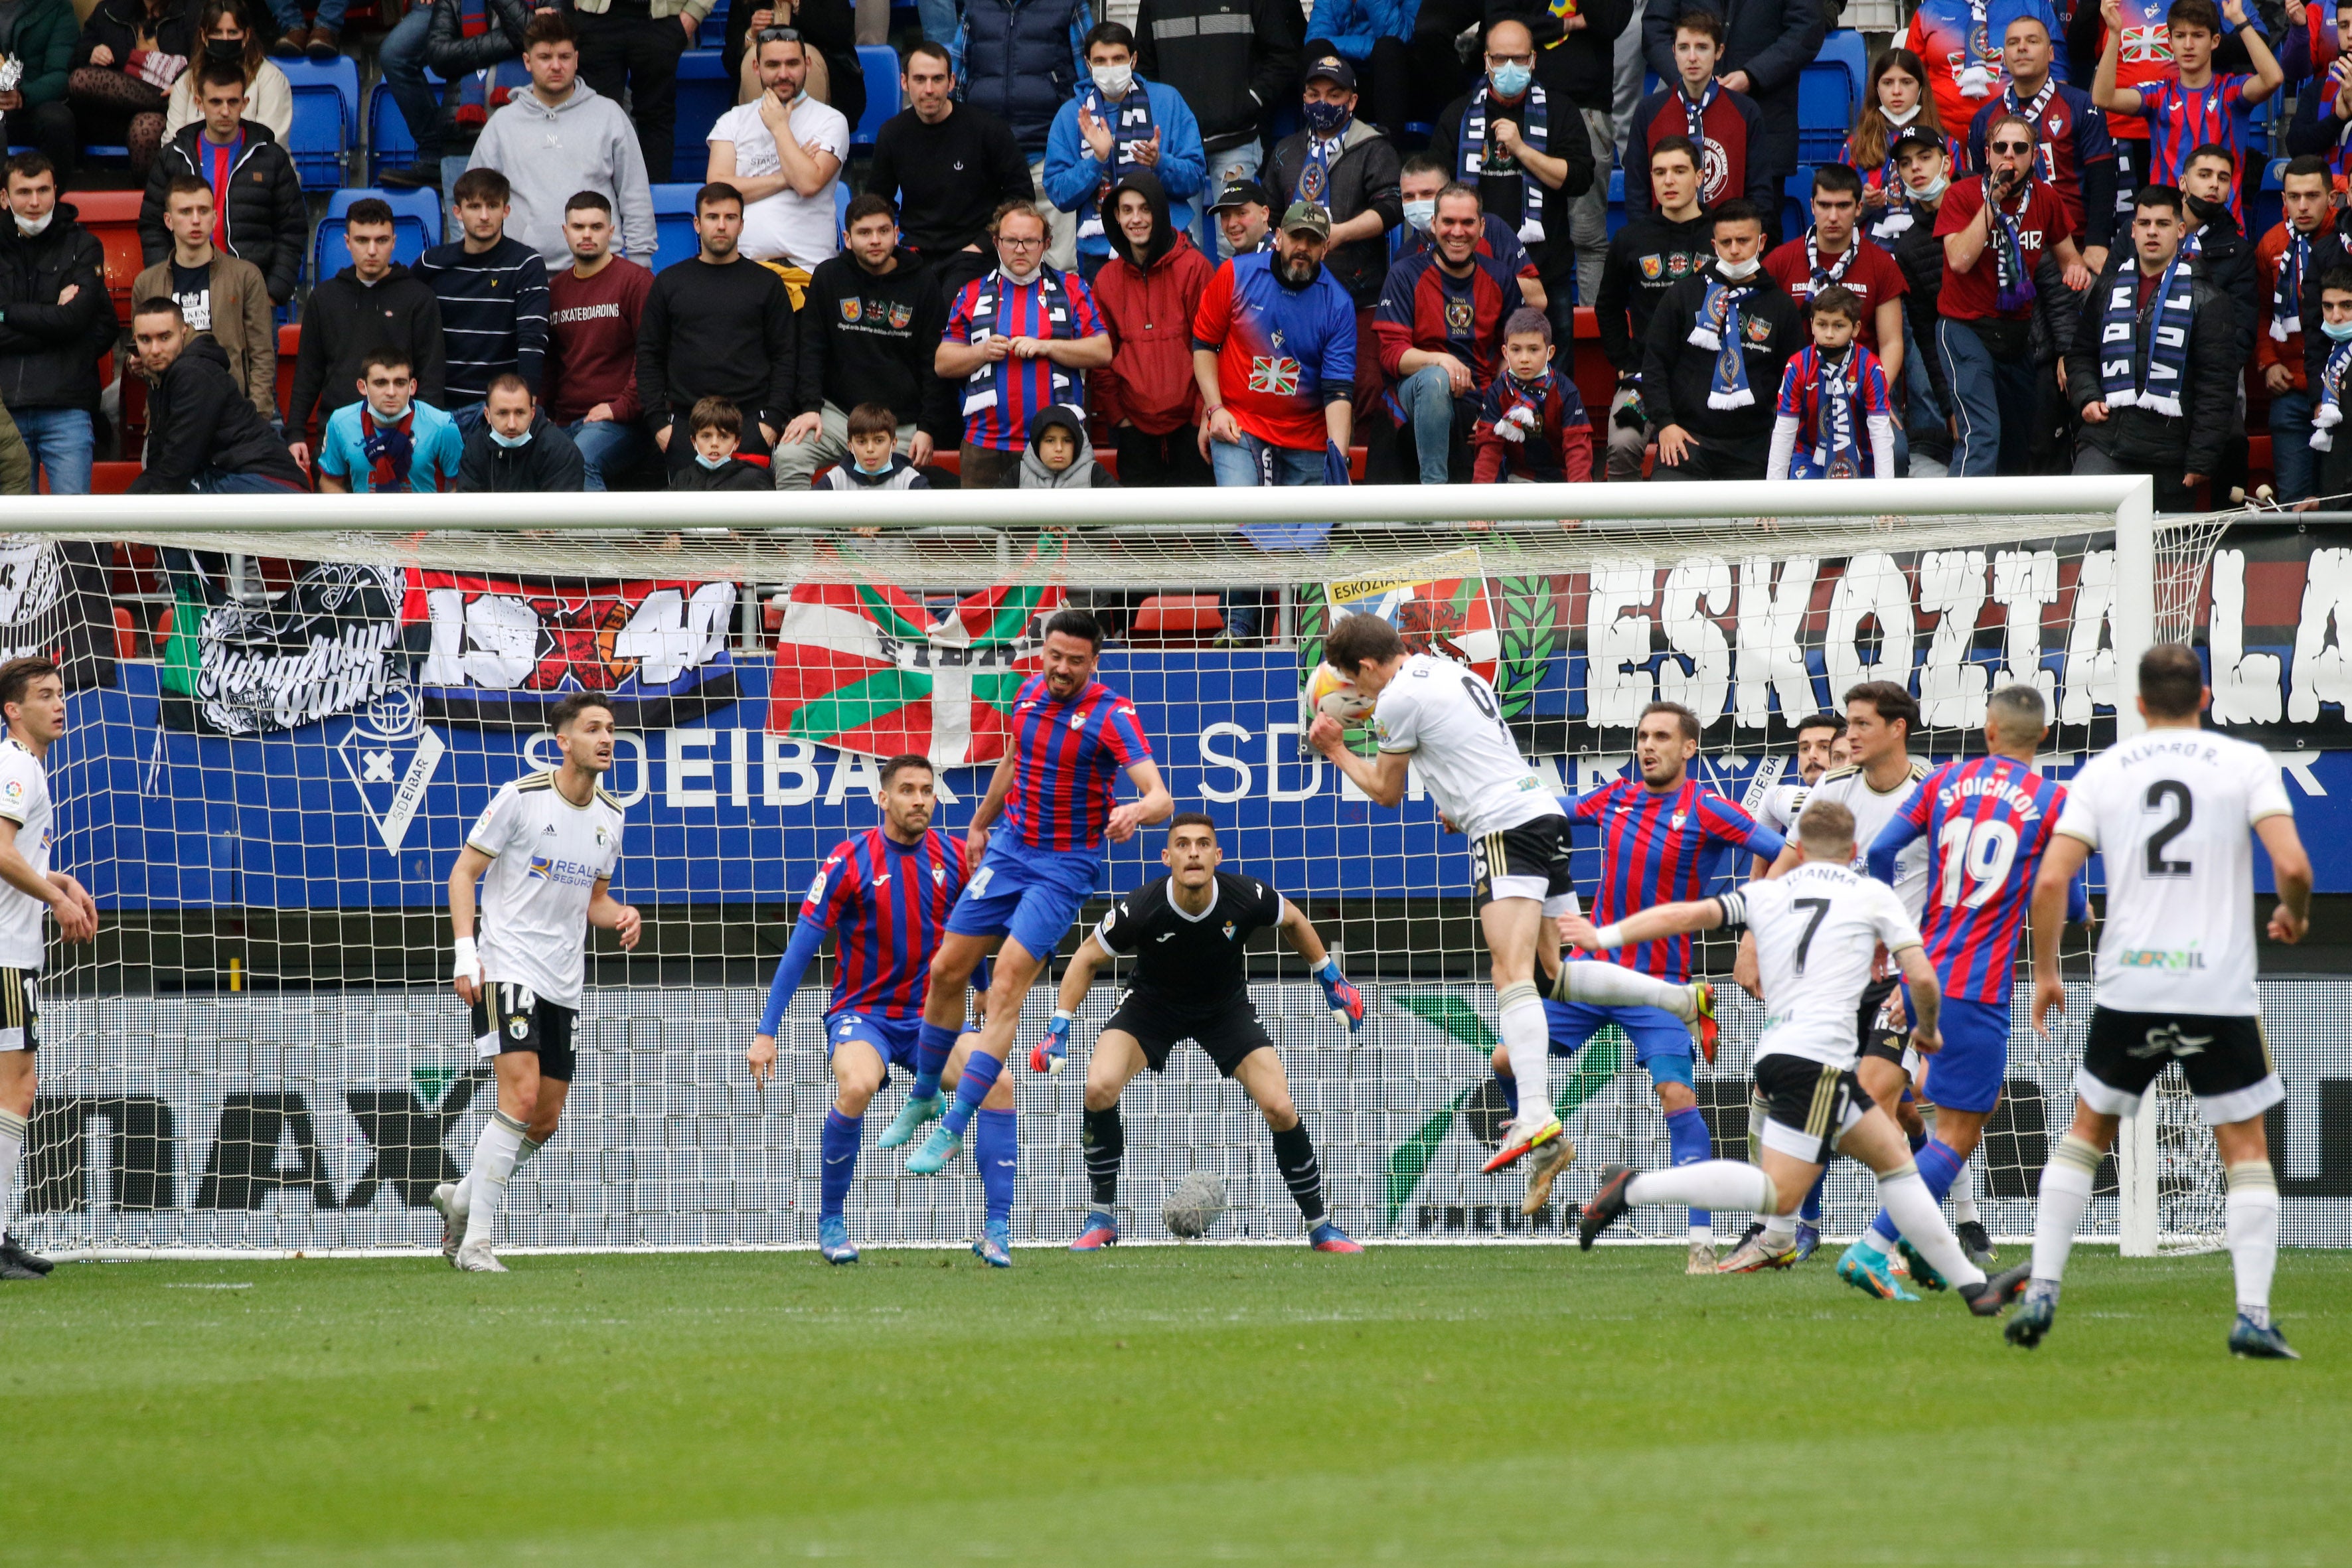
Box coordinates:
[467,771,626,1010]
[1800,759,1933,918]
[1717,862,1924,1070]
[0,738,54,971]
[2053,729,2292,1017]
[1372,653,1555,841]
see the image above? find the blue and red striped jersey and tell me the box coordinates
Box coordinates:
[943,267,1105,452]
[800,826,971,1018]
[1000,674,1153,854]
[1967,84,2114,244]
[1571,778,1781,982]
[1873,755,2065,1004]
[1372,248,1526,399]
[2136,72,2255,219]
[1774,344,1895,476]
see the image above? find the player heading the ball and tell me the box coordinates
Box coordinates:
[1570,801,2023,1321]
[1306,614,1713,1186]
[439,694,643,1273]
[1042,814,1366,1253]
[748,754,973,1265]
[890,609,1173,1267]
[2003,644,2313,1359]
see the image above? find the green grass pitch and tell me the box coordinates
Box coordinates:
[5,1245,2344,1567]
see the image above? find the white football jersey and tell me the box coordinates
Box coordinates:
[0,738,53,971]
[1372,653,1557,840]
[1798,759,1932,917]
[2054,728,2292,1017]
[1717,861,1922,1070]
[466,770,626,1010]
[1754,779,1810,839]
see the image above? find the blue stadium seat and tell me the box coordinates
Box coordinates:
[281,56,361,191]
[1819,29,1868,108]
[1783,170,1809,243]
[1607,165,1626,239]
[312,187,435,284]
[651,181,702,266]
[673,49,734,181]
[834,179,850,240]
[366,69,445,183]
[2248,155,2288,245]
[854,42,899,149]
[700,0,728,46]
[1797,62,1853,163]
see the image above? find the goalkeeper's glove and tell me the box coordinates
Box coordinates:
[1313,957,1364,1036]
[1496,405,1537,444]
[1029,1010,1073,1074]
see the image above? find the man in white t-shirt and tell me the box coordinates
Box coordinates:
[0,658,97,1282]
[706,28,850,272]
[2005,644,2313,1359]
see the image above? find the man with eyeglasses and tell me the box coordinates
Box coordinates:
[936,198,1113,488]
[707,26,850,276]
[1482,0,1633,309]
[1966,15,2117,278]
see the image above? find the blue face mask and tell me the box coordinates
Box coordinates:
[853,449,894,473]
[1302,98,1350,135]
[488,425,532,448]
[2325,317,2352,343]
[1488,61,1532,98]
[695,449,732,469]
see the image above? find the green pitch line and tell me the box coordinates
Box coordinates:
[2,1249,2343,1567]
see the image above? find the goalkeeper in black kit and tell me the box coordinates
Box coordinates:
[1032,813,1367,1253]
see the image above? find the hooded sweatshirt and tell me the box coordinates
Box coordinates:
[467,82,657,268]
[997,402,1120,489]
[1087,171,1214,437]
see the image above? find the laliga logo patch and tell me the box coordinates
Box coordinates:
[336,684,445,856]
[2,779,19,802]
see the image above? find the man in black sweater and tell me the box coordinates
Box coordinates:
[1595,134,1712,479]
[286,199,447,467]
[127,299,307,494]
[418,167,550,429]
[637,182,797,473]
[1133,0,1301,258]
[865,42,1034,278]
[775,193,953,490]
[1640,197,1804,481]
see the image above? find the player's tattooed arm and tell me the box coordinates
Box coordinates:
[1305,716,1411,806]
[587,878,644,951]
[1106,760,1176,844]
[446,842,495,1006]
[2028,832,2095,1036]
[2256,814,2313,945]
[1893,943,1940,1055]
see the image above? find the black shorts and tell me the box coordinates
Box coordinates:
[0,967,39,1053]
[1103,988,1273,1079]
[1752,1052,1870,1166]
[2079,1008,2283,1127]
[472,981,580,1083]
[1471,813,1576,915]
[1855,975,1907,1067]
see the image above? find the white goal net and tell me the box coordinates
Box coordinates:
[3,475,2311,1258]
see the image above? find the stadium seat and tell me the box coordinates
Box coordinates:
[277,323,301,428]
[651,182,702,265]
[71,190,146,324]
[854,43,900,149]
[1818,29,1869,108]
[313,188,435,285]
[2248,156,2288,248]
[113,606,136,663]
[1130,594,1223,641]
[365,69,445,183]
[89,461,142,495]
[1796,61,1853,163]
[834,180,850,240]
[281,56,362,191]
[1607,167,1625,239]
[1783,171,1810,246]
[673,50,733,181]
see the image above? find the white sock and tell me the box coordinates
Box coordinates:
[1626,1159,1775,1214]
[2225,1161,2280,1327]
[0,1105,23,1234]
[1556,959,1692,1017]
[1878,1166,1986,1289]
[1689,1222,1713,1246]
[1496,982,1549,1127]
[2031,1134,2101,1285]
[462,1109,526,1248]
[1761,1212,1798,1245]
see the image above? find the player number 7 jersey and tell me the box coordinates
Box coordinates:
[1715,862,1923,1070]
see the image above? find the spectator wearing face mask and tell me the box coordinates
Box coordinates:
[457,373,584,491]
[1393,151,1543,313]
[1269,53,1401,417]
[163,1,291,144]
[1042,22,1206,281]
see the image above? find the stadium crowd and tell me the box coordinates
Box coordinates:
[0,0,2339,511]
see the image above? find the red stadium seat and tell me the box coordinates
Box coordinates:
[92,461,142,495]
[156,607,173,641]
[277,323,301,430]
[112,607,135,662]
[73,190,146,325]
[1131,594,1222,642]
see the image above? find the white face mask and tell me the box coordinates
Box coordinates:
[1881,101,1921,126]
[1002,260,1041,285]
[13,208,54,237]
[1091,64,1133,99]
[1907,170,1950,201]
[1715,254,1761,279]
[373,398,413,424]
[1402,197,1436,232]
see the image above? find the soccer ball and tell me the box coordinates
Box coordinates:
[1162,1170,1228,1239]
[1306,663,1373,723]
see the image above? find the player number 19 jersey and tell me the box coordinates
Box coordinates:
[466,771,627,1010]
[1372,653,1555,841]
[2053,729,2292,1017]
[0,738,54,971]
[1716,862,1924,1070]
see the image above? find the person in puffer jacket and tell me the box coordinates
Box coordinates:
[1087,171,1212,485]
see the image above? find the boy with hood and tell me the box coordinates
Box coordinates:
[997,402,1120,488]
[1088,170,1214,485]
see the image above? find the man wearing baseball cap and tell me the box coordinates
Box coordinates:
[1209,179,1275,256]
[1269,54,1402,416]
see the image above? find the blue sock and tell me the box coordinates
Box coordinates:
[820,1107,862,1220]
[939,1052,1003,1137]
[1664,1106,1712,1231]
[976,1108,1017,1231]
[910,1020,957,1101]
[1907,1127,1928,1154]
[1869,1137,1967,1247]
[1801,1169,1825,1224]
[1497,1073,1519,1119]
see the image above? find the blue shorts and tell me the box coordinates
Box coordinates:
[1919,996,2010,1114]
[945,834,1101,961]
[1543,1000,1695,1089]
[825,1011,923,1079]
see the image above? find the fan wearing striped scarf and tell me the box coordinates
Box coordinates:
[2309,266,2352,499]
[1766,285,1895,480]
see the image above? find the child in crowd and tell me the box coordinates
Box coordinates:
[815,403,931,491]
[668,397,774,492]
[1768,285,1896,481]
[1470,308,1595,483]
[997,404,1118,489]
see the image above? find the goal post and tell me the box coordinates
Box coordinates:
[7,472,2281,1259]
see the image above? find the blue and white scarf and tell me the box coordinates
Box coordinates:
[1680,79,1718,145]
[959,268,1078,418]
[1454,78,1552,244]
[1790,345,1864,477]
[1987,175,2036,313]
[2272,227,2311,341]
[1691,274,1756,409]
[1296,130,1345,206]
[2313,335,2352,449]
[2098,254,2195,418]
[1074,81,1157,242]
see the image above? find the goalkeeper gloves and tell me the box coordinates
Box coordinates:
[1030,1010,1073,1074]
[1313,957,1364,1035]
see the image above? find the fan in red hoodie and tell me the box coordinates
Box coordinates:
[1087,172,1217,485]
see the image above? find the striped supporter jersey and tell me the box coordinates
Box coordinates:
[1875,755,2066,1004]
[945,266,1104,452]
[2136,71,2256,220]
[1000,674,1152,854]
[799,826,971,1018]
[1570,778,1782,982]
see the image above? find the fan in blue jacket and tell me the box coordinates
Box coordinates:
[1043,21,1207,268]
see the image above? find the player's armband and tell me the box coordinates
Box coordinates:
[1712,891,1749,930]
